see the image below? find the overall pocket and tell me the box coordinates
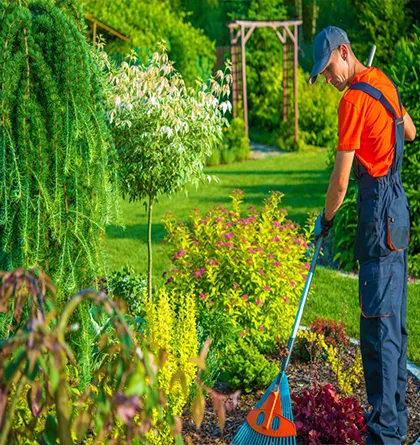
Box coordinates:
[354,198,380,261]
[359,261,395,318]
[386,198,410,251]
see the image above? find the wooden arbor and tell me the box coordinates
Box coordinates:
[228,20,302,143]
[85,14,130,46]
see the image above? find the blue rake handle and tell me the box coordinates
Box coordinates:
[275,237,323,387]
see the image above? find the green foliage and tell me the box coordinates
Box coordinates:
[82,0,216,86]
[390,26,420,276]
[163,190,313,390]
[298,68,341,149]
[0,270,168,444]
[353,0,409,66]
[106,266,147,319]
[207,117,250,166]
[0,0,119,295]
[145,288,198,444]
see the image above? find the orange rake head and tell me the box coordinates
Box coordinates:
[246,388,296,438]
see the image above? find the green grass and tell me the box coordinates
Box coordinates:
[104,147,420,365]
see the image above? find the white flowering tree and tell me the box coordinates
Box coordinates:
[106,47,232,297]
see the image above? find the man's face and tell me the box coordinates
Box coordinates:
[321,46,349,91]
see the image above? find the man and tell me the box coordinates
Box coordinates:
[310,26,416,444]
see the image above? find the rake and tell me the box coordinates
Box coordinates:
[232,237,323,445]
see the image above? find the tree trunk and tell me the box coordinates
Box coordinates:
[147,194,154,300]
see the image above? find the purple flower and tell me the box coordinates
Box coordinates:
[166,277,174,284]
[171,249,186,261]
[264,286,271,292]
[193,267,206,279]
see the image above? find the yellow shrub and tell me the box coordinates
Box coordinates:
[145,288,198,444]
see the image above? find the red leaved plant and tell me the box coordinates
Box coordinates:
[292,383,365,444]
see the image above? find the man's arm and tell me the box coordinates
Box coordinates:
[324,150,355,221]
[404,112,416,141]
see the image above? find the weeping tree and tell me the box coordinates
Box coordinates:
[0,0,119,295]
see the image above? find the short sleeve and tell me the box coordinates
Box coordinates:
[338,99,364,151]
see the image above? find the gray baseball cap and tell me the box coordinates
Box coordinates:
[309,26,350,84]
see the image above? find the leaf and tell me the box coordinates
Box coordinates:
[190,338,212,371]
[125,371,146,397]
[42,415,58,445]
[191,388,205,429]
[74,410,90,443]
[29,381,45,417]
[170,369,188,397]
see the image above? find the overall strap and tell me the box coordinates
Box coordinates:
[349,82,400,119]
[349,81,404,176]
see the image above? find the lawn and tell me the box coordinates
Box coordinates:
[104,147,420,364]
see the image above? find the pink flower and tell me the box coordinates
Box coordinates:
[247,258,253,265]
[193,267,206,279]
[240,332,245,337]
[267,254,274,259]
[172,249,186,261]
[234,282,241,290]
[229,211,236,217]
[273,221,281,227]
[259,269,265,275]
[200,218,209,225]
[305,263,310,270]
[226,222,233,227]
[259,325,265,332]
[274,261,282,267]
[264,286,271,292]
[225,242,235,249]
[215,217,223,222]
[284,297,289,303]
[248,248,256,253]
[256,299,263,306]
[223,232,233,239]
[225,305,229,311]
[200,293,207,300]
[271,236,281,242]
[290,281,295,287]
[207,258,218,265]
[242,294,249,301]
[166,277,173,284]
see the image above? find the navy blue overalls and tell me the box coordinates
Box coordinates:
[350,80,410,444]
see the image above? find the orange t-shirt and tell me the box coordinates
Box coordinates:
[338,67,406,177]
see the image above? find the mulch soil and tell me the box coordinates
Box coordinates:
[182,348,420,445]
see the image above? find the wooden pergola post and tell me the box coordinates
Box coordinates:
[228,20,302,143]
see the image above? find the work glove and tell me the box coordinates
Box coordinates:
[314,209,334,240]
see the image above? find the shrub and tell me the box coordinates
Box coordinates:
[310,317,349,349]
[207,117,250,166]
[292,383,365,444]
[297,329,363,395]
[163,190,313,390]
[106,266,147,319]
[145,288,198,444]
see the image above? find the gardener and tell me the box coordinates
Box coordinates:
[310,26,416,444]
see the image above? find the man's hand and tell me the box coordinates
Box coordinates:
[314,209,334,239]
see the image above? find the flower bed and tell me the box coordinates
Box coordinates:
[182,347,420,444]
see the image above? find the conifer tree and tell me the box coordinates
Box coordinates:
[0,0,118,295]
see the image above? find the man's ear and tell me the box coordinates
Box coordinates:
[339,44,349,61]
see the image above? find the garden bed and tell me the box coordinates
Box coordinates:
[182,357,420,444]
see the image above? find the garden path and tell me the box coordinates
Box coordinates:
[249,141,288,159]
